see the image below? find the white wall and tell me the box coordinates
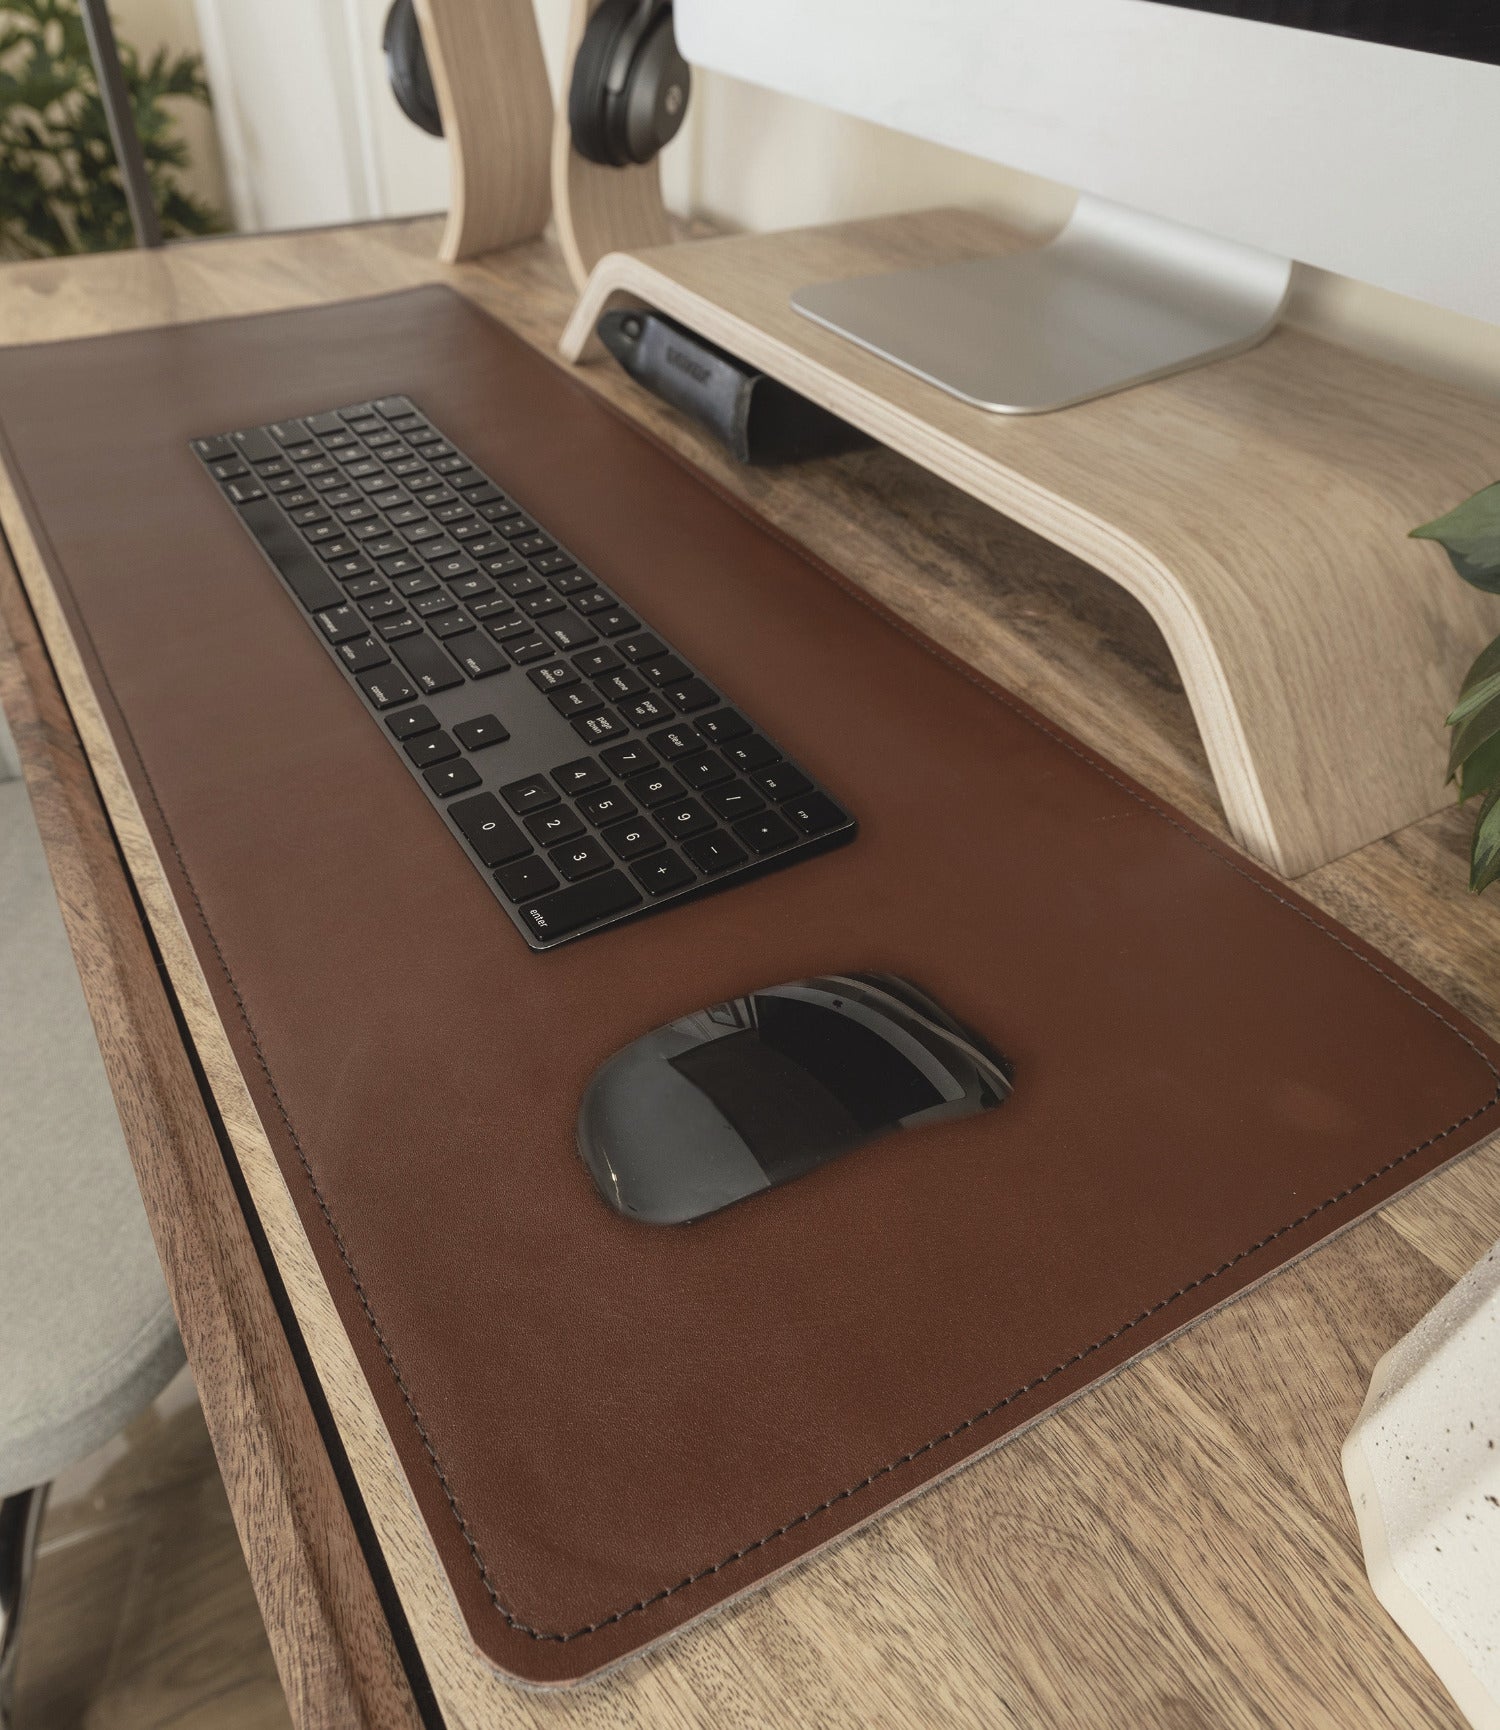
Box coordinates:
[190,0,371,231]
[190,0,478,231]
[338,0,451,220]
[677,70,1500,401]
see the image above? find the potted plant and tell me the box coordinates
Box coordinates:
[0,0,222,258]
[1413,486,1500,892]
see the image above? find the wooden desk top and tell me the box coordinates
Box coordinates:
[1,217,1496,1730]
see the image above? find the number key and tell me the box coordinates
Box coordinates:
[501,774,560,814]
[579,788,636,827]
[655,799,715,839]
[624,768,686,807]
[600,742,657,776]
[551,758,610,796]
[601,818,663,861]
[450,793,531,867]
[549,838,612,882]
[526,807,586,846]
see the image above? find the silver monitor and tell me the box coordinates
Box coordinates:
[675,1,1500,411]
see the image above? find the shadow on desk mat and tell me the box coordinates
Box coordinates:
[0,286,1495,1688]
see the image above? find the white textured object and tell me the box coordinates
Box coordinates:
[1344,1239,1500,1730]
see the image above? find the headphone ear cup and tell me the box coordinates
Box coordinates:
[618,10,690,165]
[384,0,443,138]
[568,0,640,166]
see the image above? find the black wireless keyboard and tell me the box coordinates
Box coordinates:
[192,396,855,949]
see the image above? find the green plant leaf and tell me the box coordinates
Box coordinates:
[0,0,223,259]
[1457,632,1500,706]
[1470,787,1500,893]
[1457,727,1500,804]
[1412,483,1500,591]
[1447,685,1500,781]
[1447,667,1500,728]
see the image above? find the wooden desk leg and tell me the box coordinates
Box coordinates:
[0,554,423,1730]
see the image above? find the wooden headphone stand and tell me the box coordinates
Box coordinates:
[413,0,670,284]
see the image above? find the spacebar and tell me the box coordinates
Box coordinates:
[519,872,642,940]
[238,498,342,612]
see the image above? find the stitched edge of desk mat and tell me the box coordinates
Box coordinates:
[1,285,1496,1687]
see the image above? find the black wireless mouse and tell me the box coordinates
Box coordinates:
[577,973,1013,1224]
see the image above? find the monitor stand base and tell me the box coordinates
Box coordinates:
[790,195,1292,414]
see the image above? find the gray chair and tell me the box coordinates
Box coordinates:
[0,712,184,1728]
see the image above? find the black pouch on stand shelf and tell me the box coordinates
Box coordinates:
[597,308,869,465]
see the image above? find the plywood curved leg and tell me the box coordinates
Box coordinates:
[414,0,553,263]
[552,0,673,293]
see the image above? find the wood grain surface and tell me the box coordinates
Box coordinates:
[550,0,673,292]
[561,210,1500,879]
[1,217,1497,1729]
[414,0,552,264]
[14,1367,294,1728]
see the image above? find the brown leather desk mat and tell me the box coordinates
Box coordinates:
[2,286,1497,1686]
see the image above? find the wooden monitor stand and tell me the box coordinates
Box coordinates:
[412,0,1500,878]
[559,211,1500,877]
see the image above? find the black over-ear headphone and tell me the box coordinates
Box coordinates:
[568,0,690,167]
[384,0,443,137]
[383,0,690,166]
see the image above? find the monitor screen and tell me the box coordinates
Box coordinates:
[1151,1,1500,64]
